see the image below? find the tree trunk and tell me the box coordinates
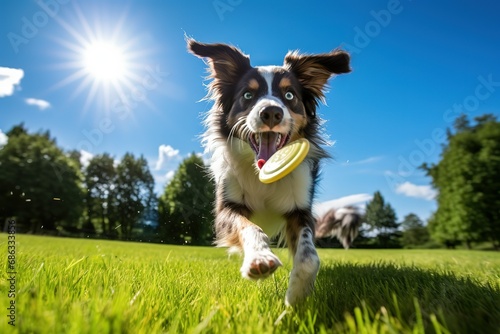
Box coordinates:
[101,207,106,236]
[492,238,500,251]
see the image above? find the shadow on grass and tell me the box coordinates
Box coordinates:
[311,263,500,334]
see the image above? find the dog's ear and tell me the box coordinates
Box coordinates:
[284,50,350,95]
[284,50,350,115]
[187,38,251,89]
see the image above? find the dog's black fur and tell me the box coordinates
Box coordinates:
[188,39,358,305]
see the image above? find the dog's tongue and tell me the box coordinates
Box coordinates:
[257,132,279,169]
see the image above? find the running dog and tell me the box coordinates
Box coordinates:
[188,39,358,305]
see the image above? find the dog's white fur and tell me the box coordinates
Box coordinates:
[287,227,320,305]
[188,39,353,305]
[208,136,319,305]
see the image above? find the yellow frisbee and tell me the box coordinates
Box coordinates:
[259,138,310,184]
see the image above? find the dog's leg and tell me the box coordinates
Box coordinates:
[239,224,283,280]
[284,209,320,306]
[215,202,282,280]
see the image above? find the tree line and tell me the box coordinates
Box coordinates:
[1,113,499,249]
[0,124,215,245]
[351,114,499,250]
[424,114,500,249]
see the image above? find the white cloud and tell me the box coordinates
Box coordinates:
[152,169,176,195]
[151,147,206,195]
[0,129,8,148]
[196,151,211,166]
[79,149,94,168]
[0,67,24,97]
[155,144,180,170]
[150,145,181,195]
[342,155,383,166]
[313,193,373,217]
[25,98,51,110]
[165,170,175,181]
[395,182,437,201]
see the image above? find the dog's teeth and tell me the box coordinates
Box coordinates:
[277,134,281,145]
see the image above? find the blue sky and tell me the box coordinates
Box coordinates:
[1,0,499,222]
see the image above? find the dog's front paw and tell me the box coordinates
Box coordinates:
[241,250,282,280]
[285,253,320,306]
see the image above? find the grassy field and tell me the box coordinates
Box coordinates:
[1,235,500,333]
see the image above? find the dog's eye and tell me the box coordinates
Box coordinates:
[285,91,294,100]
[243,92,253,100]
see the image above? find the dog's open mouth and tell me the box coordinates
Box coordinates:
[249,131,290,168]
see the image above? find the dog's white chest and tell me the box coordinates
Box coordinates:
[211,139,313,235]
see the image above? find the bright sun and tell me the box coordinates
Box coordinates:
[52,5,154,112]
[83,42,127,82]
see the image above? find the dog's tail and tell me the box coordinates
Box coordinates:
[315,206,362,249]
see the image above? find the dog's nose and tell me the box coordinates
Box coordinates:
[260,106,283,129]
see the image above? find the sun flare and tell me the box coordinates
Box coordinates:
[51,4,155,112]
[83,41,127,82]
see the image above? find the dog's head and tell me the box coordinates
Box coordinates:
[188,39,350,166]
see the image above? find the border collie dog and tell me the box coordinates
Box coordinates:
[188,39,356,305]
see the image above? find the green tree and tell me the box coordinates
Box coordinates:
[67,149,83,171]
[158,153,215,245]
[423,114,500,249]
[113,153,155,240]
[85,153,116,237]
[364,191,400,248]
[0,124,84,233]
[400,213,429,248]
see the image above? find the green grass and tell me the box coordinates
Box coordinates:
[1,235,500,333]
